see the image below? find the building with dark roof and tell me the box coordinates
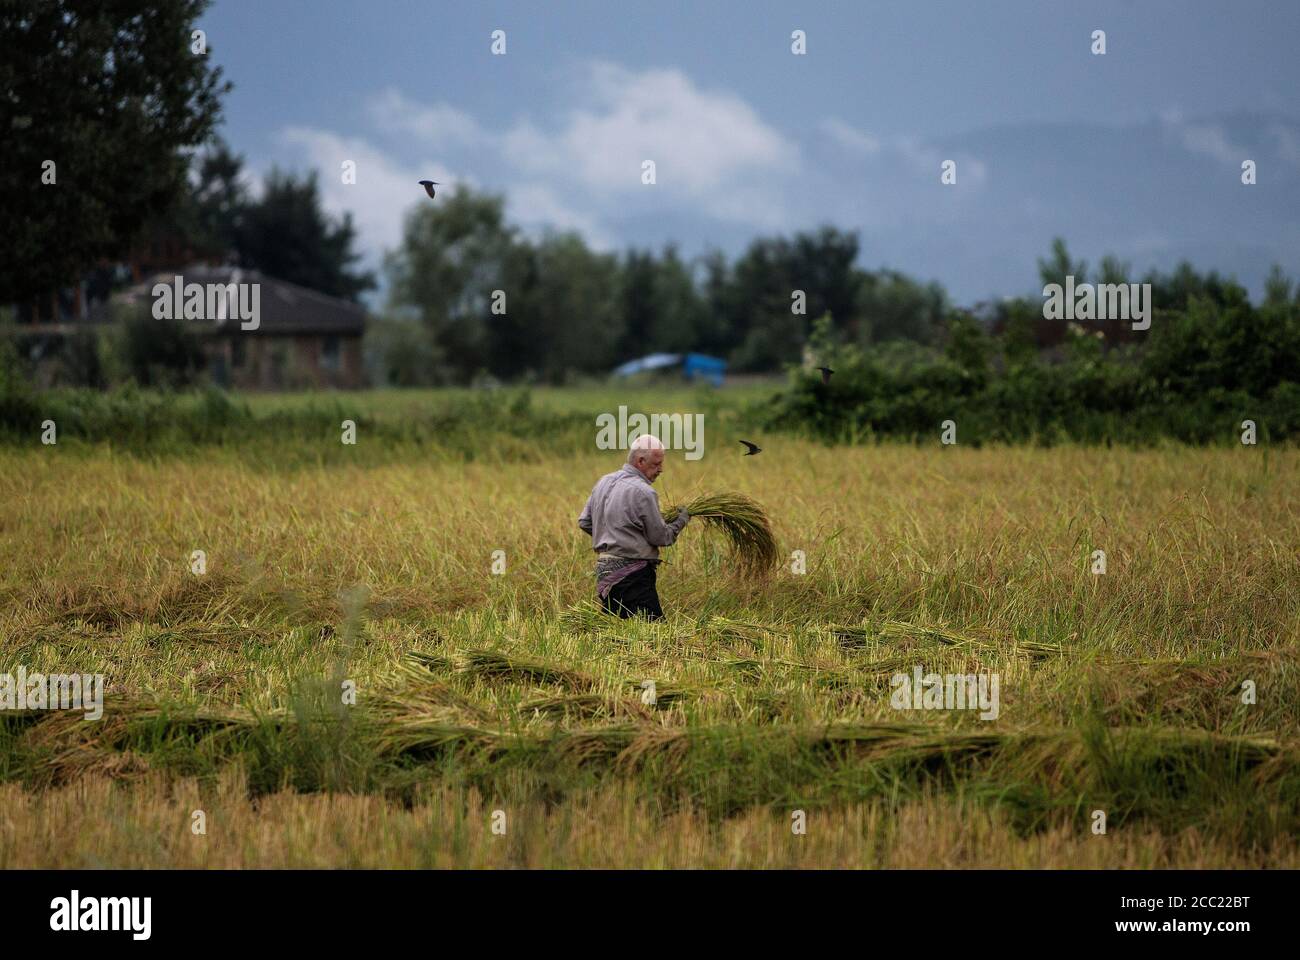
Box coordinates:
[118,266,368,389]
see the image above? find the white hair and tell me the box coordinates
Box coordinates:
[627,434,665,464]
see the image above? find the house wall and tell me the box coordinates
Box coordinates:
[207,334,364,390]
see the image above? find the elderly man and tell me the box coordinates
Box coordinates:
[578,434,690,620]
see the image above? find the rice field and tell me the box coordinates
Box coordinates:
[1,391,1297,868]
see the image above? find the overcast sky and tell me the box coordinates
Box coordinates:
[199,0,1300,304]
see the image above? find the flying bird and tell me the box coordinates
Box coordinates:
[738,440,762,456]
[817,366,834,384]
[418,179,440,199]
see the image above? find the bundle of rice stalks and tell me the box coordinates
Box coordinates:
[877,619,980,647]
[1015,638,1067,658]
[457,650,597,691]
[375,722,501,761]
[404,650,453,673]
[620,680,692,707]
[662,492,779,572]
[14,702,263,785]
[828,624,873,649]
[559,600,609,633]
[520,692,652,721]
[381,659,492,723]
[711,656,763,678]
[873,620,1066,660]
[553,727,639,766]
[694,613,775,650]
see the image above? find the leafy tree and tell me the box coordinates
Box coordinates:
[944,310,992,387]
[236,169,375,301]
[1000,297,1040,366]
[383,188,517,380]
[614,245,709,360]
[790,227,863,341]
[1264,264,1293,307]
[856,270,948,345]
[514,232,622,382]
[615,249,660,361]
[653,246,713,353]
[724,226,863,370]
[0,0,229,303]
[700,248,741,357]
[364,316,447,387]
[183,137,249,256]
[487,239,546,380]
[1097,254,1131,286]
[118,307,206,388]
[385,188,628,383]
[1141,261,1246,314]
[493,231,621,382]
[1037,237,1088,290]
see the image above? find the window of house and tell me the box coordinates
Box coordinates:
[231,337,246,368]
[321,336,340,371]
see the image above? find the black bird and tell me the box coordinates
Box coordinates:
[817,366,834,384]
[739,440,762,456]
[418,179,440,199]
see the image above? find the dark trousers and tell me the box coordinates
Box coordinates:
[600,563,664,621]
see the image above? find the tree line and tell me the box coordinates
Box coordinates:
[4,0,1296,427]
[374,186,955,385]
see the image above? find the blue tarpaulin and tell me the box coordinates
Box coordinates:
[611,353,682,376]
[682,353,726,386]
[611,352,726,386]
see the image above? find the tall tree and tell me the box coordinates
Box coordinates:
[487,239,544,380]
[1141,261,1246,314]
[383,188,516,379]
[700,248,741,357]
[188,138,248,256]
[721,226,864,370]
[1037,237,1088,291]
[525,232,622,382]
[856,270,948,346]
[649,246,711,354]
[236,169,375,301]
[615,249,661,360]
[0,0,229,302]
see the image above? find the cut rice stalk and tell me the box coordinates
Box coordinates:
[662,492,779,572]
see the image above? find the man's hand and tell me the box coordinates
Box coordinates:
[675,508,690,527]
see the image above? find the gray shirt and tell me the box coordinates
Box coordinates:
[578,464,688,560]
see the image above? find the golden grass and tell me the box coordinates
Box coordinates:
[1,773,1296,869]
[2,438,1298,866]
[4,442,1295,650]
